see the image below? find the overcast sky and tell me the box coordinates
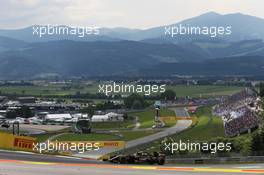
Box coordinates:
[0,0,263,29]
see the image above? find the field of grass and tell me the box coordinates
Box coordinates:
[55,133,119,141]
[120,130,157,141]
[0,84,99,96]
[166,85,243,98]
[128,108,175,129]
[54,130,158,142]
[92,120,135,130]
[35,134,56,142]
[0,84,243,98]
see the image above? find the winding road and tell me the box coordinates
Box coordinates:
[74,108,192,159]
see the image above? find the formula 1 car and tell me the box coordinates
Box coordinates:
[108,151,165,165]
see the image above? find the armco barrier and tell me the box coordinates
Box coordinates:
[160,117,177,122]
[160,116,195,125]
[166,156,264,164]
[0,132,37,151]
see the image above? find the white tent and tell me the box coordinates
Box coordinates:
[0,115,5,119]
[91,112,124,122]
[72,113,88,119]
[107,112,124,121]
[91,115,109,122]
[45,114,72,121]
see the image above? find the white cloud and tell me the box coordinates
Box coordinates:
[0,0,263,29]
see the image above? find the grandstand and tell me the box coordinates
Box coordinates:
[213,88,261,137]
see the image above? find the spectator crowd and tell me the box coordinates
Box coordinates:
[213,88,261,137]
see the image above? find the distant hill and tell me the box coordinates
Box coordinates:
[0,37,264,79]
[140,12,264,43]
[0,40,203,79]
[1,12,264,43]
[101,12,264,43]
[0,39,263,78]
[0,36,27,52]
[141,56,264,76]
[180,39,264,58]
[0,26,119,43]
[0,12,264,79]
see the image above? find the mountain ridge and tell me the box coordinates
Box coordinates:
[1,12,264,42]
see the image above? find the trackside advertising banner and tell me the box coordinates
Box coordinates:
[0,132,36,151]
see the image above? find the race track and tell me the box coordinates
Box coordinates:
[0,150,264,175]
[74,120,192,159]
[1,108,263,175]
[175,107,190,117]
